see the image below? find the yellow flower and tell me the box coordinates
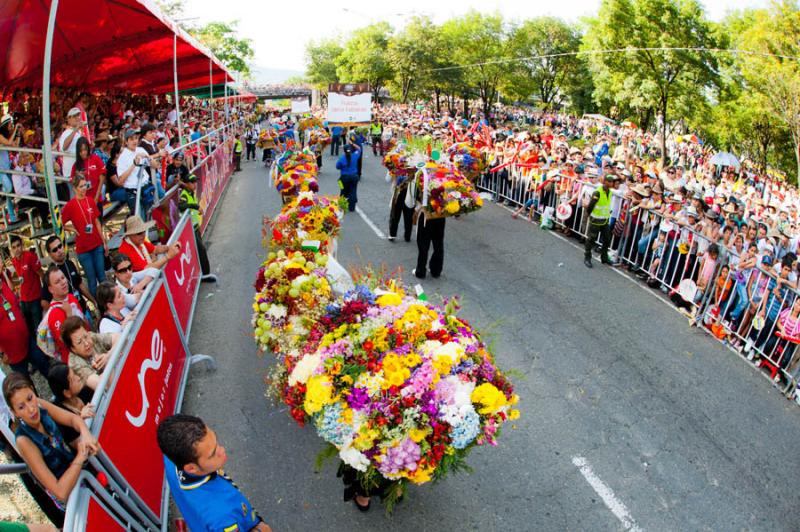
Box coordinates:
[509,394,520,405]
[339,405,354,425]
[304,375,334,414]
[433,355,454,376]
[445,201,460,214]
[409,427,429,442]
[403,352,422,368]
[471,383,508,415]
[407,464,434,484]
[508,409,521,421]
[340,375,354,385]
[376,292,403,307]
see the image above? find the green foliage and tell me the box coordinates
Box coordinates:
[313,443,339,473]
[735,1,800,184]
[336,23,395,99]
[386,16,441,103]
[305,38,344,89]
[503,17,589,110]
[190,21,254,77]
[583,0,722,162]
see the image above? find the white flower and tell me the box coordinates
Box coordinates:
[288,353,321,385]
[434,342,464,362]
[267,304,287,319]
[340,445,370,472]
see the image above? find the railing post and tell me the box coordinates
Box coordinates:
[42,0,62,238]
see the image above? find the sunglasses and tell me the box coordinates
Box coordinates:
[115,265,132,274]
[49,243,63,253]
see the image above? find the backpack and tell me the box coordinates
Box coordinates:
[36,299,84,358]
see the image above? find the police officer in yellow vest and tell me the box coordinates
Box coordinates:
[370,121,383,156]
[178,173,211,275]
[233,134,243,172]
[583,173,618,268]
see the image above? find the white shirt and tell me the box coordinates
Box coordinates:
[11,171,34,195]
[59,128,82,177]
[117,147,150,189]
[99,307,131,334]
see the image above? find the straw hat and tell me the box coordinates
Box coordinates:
[123,215,155,236]
[631,184,651,197]
[722,203,736,214]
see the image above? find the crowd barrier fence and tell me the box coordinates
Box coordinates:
[477,166,800,397]
[60,211,216,531]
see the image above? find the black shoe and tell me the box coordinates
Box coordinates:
[388,236,396,242]
[404,237,411,242]
[584,259,593,268]
[601,258,619,266]
[431,273,441,279]
[412,268,426,279]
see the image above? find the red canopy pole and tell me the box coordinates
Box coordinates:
[209,58,214,130]
[173,34,183,146]
[41,0,63,238]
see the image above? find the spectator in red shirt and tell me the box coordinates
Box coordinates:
[0,260,50,379]
[44,265,86,363]
[71,137,106,214]
[9,235,44,336]
[117,215,180,272]
[61,176,108,298]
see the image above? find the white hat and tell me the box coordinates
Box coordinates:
[67,107,81,118]
[0,114,12,128]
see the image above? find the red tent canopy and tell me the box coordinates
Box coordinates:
[0,0,232,93]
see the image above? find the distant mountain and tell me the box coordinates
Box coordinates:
[250,66,305,84]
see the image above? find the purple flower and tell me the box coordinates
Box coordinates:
[378,437,421,476]
[346,387,370,411]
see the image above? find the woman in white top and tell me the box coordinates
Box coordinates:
[95,281,136,334]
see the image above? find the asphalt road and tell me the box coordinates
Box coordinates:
[183,145,800,531]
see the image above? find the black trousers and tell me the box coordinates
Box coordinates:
[233,152,242,171]
[585,219,611,261]
[245,143,256,160]
[416,215,446,277]
[389,190,414,241]
[195,227,210,276]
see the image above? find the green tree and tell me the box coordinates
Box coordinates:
[583,0,722,163]
[190,22,254,77]
[305,38,344,90]
[386,16,440,103]
[441,11,508,116]
[737,1,800,183]
[503,17,585,109]
[335,23,394,100]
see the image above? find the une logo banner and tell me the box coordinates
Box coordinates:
[125,330,164,428]
[173,239,194,288]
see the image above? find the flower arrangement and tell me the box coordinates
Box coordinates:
[271,150,319,197]
[299,117,323,134]
[382,145,414,184]
[253,154,515,508]
[252,249,334,357]
[307,128,332,155]
[268,192,343,254]
[416,162,483,218]
[257,129,277,149]
[279,281,518,498]
[446,142,485,181]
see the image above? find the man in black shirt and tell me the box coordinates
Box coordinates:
[40,235,95,317]
[165,152,189,189]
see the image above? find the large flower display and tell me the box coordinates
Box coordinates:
[253,150,516,509]
[271,149,319,198]
[446,142,486,181]
[416,162,483,218]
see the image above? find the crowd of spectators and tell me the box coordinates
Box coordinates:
[0,87,247,227]
[346,104,800,403]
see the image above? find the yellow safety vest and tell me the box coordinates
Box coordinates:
[591,187,612,220]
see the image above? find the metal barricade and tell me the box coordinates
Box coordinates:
[477,168,800,399]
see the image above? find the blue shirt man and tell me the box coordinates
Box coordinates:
[157,414,271,532]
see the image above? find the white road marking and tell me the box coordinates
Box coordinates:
[572,456,643,531]
[355,205,386,239]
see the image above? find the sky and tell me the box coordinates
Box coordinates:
[182,0,770,81]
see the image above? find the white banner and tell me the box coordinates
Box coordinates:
[291,99,311,114]
[327,92,372,124]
